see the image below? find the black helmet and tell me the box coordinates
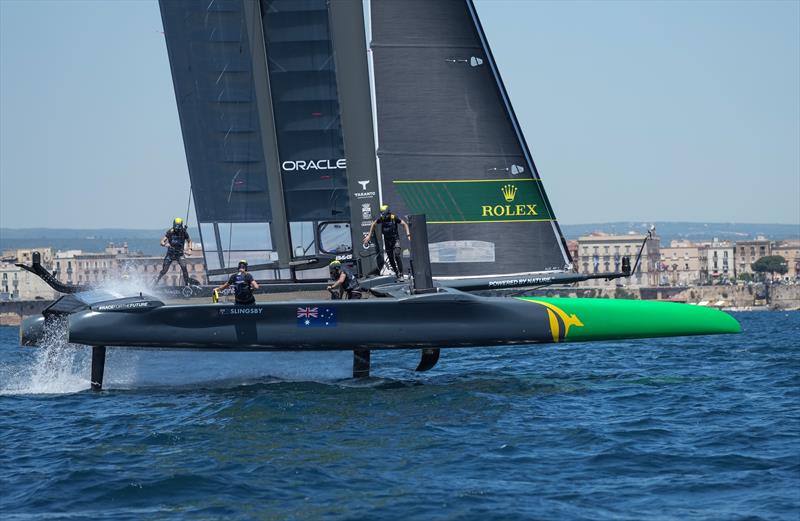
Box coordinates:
[238,259,248,270]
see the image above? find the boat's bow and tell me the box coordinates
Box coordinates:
[516,297,741,343]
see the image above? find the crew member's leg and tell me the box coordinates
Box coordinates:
[176,255,189,285]
[393,244,404,277]
[384,238,400,276]
[155,254,174,285]
[373,237,385,273]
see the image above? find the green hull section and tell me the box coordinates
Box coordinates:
[518,298,741,343]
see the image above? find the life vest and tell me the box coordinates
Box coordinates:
[233,272,254,302]
[167,227,188,253]
[380,214,399,239]
[333,267,358,291]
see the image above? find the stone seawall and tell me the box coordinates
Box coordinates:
[0,300,53,326]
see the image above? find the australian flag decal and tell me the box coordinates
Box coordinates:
[297,306,337,327]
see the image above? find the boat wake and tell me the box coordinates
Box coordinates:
[2,347,354,395]
[3,316,353,394]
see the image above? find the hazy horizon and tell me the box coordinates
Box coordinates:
[1,0,798,228]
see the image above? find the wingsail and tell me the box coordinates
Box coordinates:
[369,0,573,279]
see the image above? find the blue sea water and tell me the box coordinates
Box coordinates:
[0,311,798,520]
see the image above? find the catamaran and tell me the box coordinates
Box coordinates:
[19,0,739,389]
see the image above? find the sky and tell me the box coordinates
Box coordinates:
[0,0,798,229]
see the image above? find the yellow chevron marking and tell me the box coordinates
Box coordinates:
[527,300,584,341]
[546,309,559,343]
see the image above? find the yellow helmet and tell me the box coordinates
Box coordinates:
[380,205,389,213]
[173,217,184,227]
[329,260,342,269]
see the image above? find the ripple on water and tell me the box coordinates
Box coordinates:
[0,311,799,520]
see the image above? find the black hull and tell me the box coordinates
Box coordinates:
[64,291,553,351]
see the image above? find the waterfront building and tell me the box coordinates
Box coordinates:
[735,236,772,276]
[659,240,703,286]
[53,243,207,288]
[2,248,55,266]
[566,240,579,267]
[772,240,800,281]
[703,238,736,283]
[0,262,58,301]
[0,248,58,301]
[576,233,660,287]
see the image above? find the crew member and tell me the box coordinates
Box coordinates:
[362,204,410,278]
[327,260,360,300]
[215,260,259,305]
[155,217,192,286]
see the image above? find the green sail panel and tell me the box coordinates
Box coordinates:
[394,179,555,224]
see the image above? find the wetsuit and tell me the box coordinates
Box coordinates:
[330,267,360,300]
[227,271,256,305]
[156,226,190,285]
[375,214,404,277]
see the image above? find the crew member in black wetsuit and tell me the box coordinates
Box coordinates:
[214,260,259,305]
[327,260,361,300]
[362,204,411,279]
[155,217,193,286]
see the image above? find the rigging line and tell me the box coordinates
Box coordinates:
[184,185,193,225]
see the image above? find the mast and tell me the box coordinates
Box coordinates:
[329,0,381,276]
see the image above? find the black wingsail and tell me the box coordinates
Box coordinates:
[160,0,359,282]
[161,0,572,286]
[369,0,572,279]
[260,0,353,274]
[160,0,292,283]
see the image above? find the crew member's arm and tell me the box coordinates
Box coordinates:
[214,274,236,292]
[327,272,347,290]
[249,275,259,290]
[185,233,193,256]
[362,220,378,246]
[400,218,411,240]
[160,232,169,248]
